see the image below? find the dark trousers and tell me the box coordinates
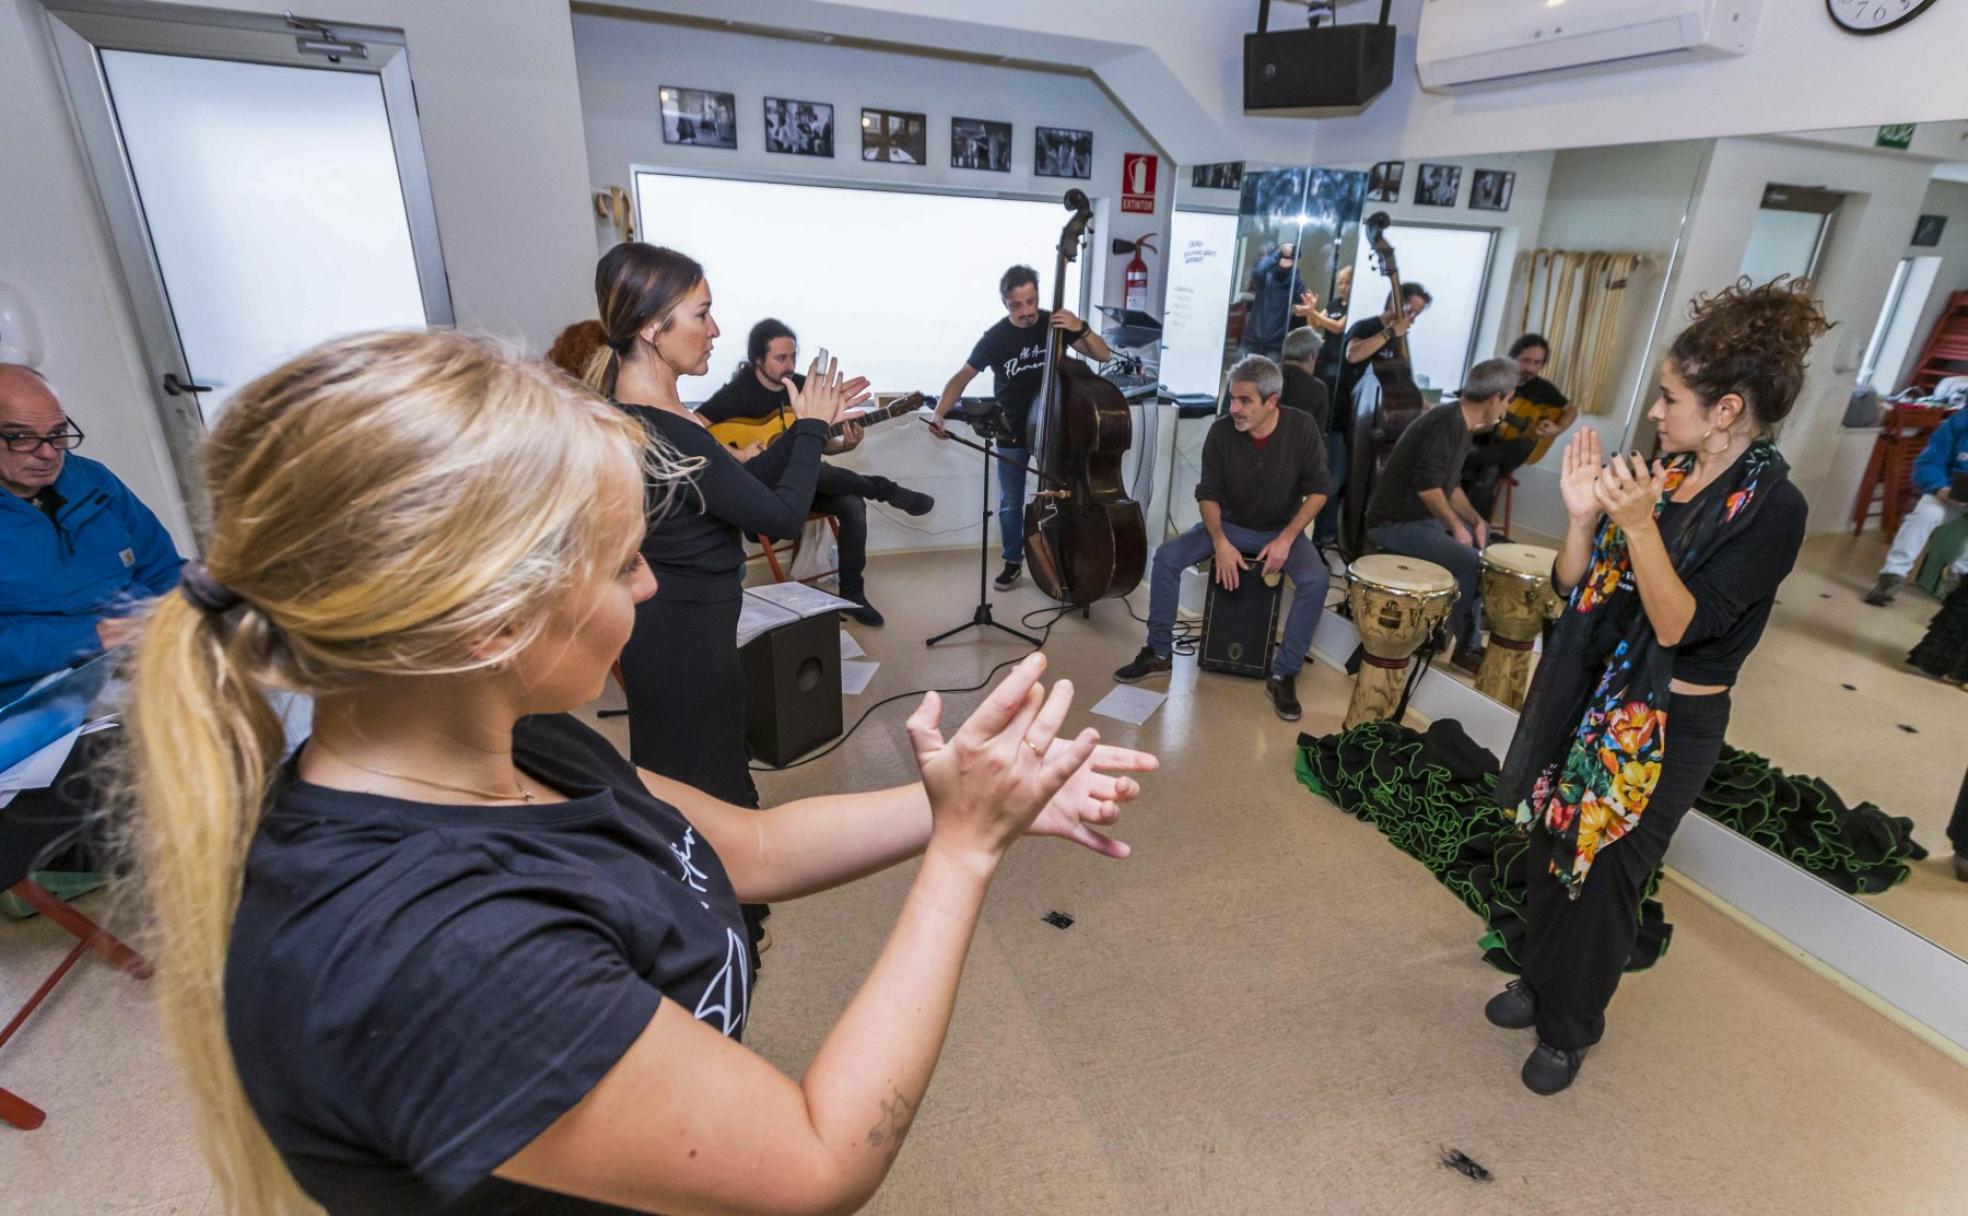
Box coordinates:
[619,591,758,809]
[1521,690,1732,1051]
[813,463,904,599]
[1950,763,1968,857]
[1,730,117,887]
[1314,429,1347,546]
[1462,433,1536,522]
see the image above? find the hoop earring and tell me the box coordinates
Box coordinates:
[1701,426,1732,456]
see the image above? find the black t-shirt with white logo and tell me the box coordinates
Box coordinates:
[967,311,1052,447]
[226,713,752,1214]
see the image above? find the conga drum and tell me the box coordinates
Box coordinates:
[1475,542,1559,710]
[1344,555,1459,729]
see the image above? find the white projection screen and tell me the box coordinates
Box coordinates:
[635,170,1084,399]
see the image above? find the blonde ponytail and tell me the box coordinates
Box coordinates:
[126,329,690,1213]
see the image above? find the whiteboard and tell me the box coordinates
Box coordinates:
[634,171,1084,400]
[1159,210,1239,399]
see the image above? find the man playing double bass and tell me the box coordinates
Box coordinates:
[1319,281,1431,546]
[930,264,1110,592]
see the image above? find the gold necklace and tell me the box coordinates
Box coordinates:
[310,735,534,804]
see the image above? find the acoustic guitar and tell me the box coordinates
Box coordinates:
[707,391,926,454]
[1491,388,1571,465]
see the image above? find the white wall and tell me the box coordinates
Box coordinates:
[572,10,1174,557]
[2,0,598,546]
[1891,179,1968,393]
[1506,140,1711,538]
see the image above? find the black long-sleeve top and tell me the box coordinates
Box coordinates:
[1652,476,1807,686]
[624,405,828,601]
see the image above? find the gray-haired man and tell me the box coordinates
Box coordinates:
[1115,356,1331,721]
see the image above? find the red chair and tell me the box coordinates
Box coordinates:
[0,876,152,1130]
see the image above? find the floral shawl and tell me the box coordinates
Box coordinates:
[1495,440,1789,897]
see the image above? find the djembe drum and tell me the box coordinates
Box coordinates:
[1475,542,1559,710]
[1344,554,1459,729]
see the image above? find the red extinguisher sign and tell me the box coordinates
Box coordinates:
[1121,153,1157,214]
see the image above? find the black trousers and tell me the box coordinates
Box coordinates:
[1,730,117,888]
[619,590,758,809]
[813,464,906,599]
[1462,432,1537,521]
[1521,690,1732,1051]
[1949,763,1968,858]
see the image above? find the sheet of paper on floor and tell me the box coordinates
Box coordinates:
[839,629,866,659]
[840,660,880,696]
[1090,684,1166,726]
[748,579,855,617]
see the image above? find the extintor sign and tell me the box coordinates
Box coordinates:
[1121,153,1157,214]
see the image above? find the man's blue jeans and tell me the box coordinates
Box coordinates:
[1314,429,1348,545]
[997,445,1030,566]
[1145,521,1329,680]
[1366,517,1484,652]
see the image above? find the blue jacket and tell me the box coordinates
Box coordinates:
[1913,409,1968,496]
[1,454,184,705]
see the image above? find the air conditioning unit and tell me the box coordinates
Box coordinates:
[1416,0,1761,91]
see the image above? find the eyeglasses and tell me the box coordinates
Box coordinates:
[1,424,85,454]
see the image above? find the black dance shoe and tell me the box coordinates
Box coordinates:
[1521,1041,1586,1095]
[1265,675,1302,721]
[1485,980,1537,1029]
[1114,646,1172,683]
[840,594,885,627]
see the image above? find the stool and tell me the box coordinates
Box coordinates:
[756,513,842,586]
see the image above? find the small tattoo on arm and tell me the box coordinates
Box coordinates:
[864,1089,919,1165]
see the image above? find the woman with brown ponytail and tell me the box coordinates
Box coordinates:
[585,243,864,812]
[1487,279,1827,1094]
[127,328,1151,1213]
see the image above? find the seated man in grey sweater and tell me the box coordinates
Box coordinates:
[1115,356,1330,722]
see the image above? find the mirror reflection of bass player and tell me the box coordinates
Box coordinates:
[1461,333,1578,522]
[929,264,1112,591]
[699,319,937,627]
[1321,282,1431,546]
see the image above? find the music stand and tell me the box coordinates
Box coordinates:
[925,398,1043,648]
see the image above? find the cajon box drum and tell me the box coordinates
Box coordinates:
[1475,542,1559,711]
[1199,561,1283,679]
[740,612,843,766]
[1343,554,1458,729]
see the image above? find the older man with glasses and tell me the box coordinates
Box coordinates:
[1,363,183,705]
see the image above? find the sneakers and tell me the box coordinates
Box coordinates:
[1265,674,1302,721]
[1485,980,1537,1029]
[840,594,884,627]
[1114,646,1172,683]
[994,562,1023,591]
[887,486,935,517]
[1522,1041,1586,1095]
[1862,573,1903,606]
[1450,646,1486,676]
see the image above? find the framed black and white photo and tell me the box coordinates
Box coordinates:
[1415,162,1461,208]
[658,86,737,149]
[1912,213,1948,247]
[1366,160,1404,203]
[1469,169,1515,212]
[951,117,1012,172]
[1035,126,1093,180]
[763,97,834,158]
[1190,161,1244,190]
[860,108,927,164]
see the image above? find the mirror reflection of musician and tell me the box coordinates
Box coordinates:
[1319,282,1431,545]
[929,264,1111,591]
[1113,356,1330,723]
[699,319,936,626]
[1363,357,1517,673]
[1237,242,1305,359]
[1461,333,1578,521]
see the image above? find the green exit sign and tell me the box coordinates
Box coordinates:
[1876,124,1916,150]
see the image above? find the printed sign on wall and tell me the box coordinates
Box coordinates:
[1121,152,1158,214]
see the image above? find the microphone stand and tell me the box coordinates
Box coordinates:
[923,402,1058,648]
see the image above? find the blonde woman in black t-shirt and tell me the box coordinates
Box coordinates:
[124,328,1153,1214]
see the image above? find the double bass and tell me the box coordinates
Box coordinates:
[1342,211,1428,557]
[1023,190,1147,607]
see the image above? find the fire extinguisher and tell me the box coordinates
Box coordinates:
[1123,233,1157,312]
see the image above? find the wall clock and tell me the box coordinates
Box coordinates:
[1827,0,1941,34]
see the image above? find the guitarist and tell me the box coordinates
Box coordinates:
[700,319,936,626]
[1461,333,1577,522]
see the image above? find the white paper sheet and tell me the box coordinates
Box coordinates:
[839,630,866,659]
[839,660,880,696]
[736,596,800,648]
[746,579,856,618]
[1089,684,1167,726]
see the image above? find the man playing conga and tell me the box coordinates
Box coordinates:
[1364,358,1516,674]
[1114,356,1330,722]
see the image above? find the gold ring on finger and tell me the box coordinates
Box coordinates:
[1023,737,1046,757]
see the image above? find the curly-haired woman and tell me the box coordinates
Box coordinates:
[1486,279,1828,1094]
